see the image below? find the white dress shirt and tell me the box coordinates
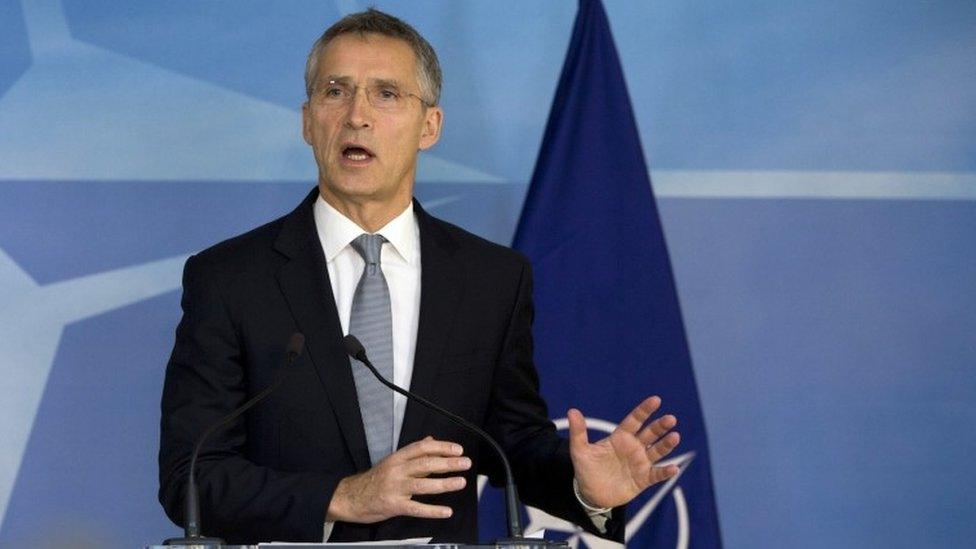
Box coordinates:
[314,195,421,542]
[313,194,421,447]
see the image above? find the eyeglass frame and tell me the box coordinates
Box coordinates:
[310,77,434,111]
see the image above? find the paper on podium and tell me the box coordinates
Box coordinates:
[257,530,543,547]
[259,538,431,546]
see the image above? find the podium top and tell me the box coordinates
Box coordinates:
[146,545,559,549]
[146,542,566,548]
[145,545,476,548]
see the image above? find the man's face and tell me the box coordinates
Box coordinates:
[302,33,442,209]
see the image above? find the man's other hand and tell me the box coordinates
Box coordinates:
[326,436,471,523]
[568,395,681,509]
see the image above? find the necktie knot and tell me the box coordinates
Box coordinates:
[351,233,386,274]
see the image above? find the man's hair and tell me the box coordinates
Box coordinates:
[304,8,442,106]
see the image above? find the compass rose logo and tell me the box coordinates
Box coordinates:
[477,416,696,549]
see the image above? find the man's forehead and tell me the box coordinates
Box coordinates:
[317,33,417,72]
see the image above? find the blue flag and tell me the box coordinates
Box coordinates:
[511,0,723,546]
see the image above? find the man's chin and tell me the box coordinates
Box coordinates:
[318,179,390,204]
[321,171,374,192]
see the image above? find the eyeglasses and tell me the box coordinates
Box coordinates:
[312,79,432,112]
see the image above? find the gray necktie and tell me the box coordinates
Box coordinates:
[348,233,394,465]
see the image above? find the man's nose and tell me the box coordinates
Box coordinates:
[344,87,373,129]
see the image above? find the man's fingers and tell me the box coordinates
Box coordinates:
[646,431,680,463]
[330,439,467,524]
[567,408,590,450]
[637,414,677,446]
[400,500,455,519]
[405,455,472,476]
[395,437,464,461]
[648,463,680,485]
[407,475,467,495]
[617,396,662,434]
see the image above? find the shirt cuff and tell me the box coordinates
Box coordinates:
[323,521,335,542]
[573,478,613,534]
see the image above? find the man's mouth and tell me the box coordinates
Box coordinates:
[342,145,374,161]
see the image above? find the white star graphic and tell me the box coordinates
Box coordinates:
[0,0,504,185]
[478,416,696,549]
[0,246,187,526]
[520,451,695,549]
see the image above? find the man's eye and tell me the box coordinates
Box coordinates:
[324,87,345,98]
[376,88,400,101]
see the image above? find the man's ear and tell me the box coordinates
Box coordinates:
[418,106,443,151]
[301,102,312,145]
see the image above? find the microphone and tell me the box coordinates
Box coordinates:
[164,332,306,547]
[344,335,565,546]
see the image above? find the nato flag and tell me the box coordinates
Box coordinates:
[512,0,723,546]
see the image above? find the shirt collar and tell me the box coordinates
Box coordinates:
[313,194,419,266]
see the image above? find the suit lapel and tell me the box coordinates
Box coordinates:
[273,188,370,471]
[397,200,463,448]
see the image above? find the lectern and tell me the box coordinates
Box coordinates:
[147,543,567,548]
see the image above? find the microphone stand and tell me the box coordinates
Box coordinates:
[343,335,567,548]
[164,333,305,546]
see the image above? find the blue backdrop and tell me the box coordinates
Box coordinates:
[0,1,973,547]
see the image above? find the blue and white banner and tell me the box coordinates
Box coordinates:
[510,1,720,546]
[1,1,974,547]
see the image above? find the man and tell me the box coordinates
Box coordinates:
[159,9,680,544]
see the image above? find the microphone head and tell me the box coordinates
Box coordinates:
[286,332,306,359]
[343,334,366,361]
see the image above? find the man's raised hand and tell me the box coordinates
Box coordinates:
[568,395,681,509]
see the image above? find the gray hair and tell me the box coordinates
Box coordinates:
[304,8,442,106]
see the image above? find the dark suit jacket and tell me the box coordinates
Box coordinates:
[158,188,625,544]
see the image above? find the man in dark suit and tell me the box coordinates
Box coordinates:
[159,8,681,545]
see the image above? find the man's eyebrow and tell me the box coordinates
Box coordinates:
[321,75,403,88]
[369,78,402,88]
[323,74,352,84]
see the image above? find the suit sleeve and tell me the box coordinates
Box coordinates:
[158,255,338,543]
[481,258,626,542]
